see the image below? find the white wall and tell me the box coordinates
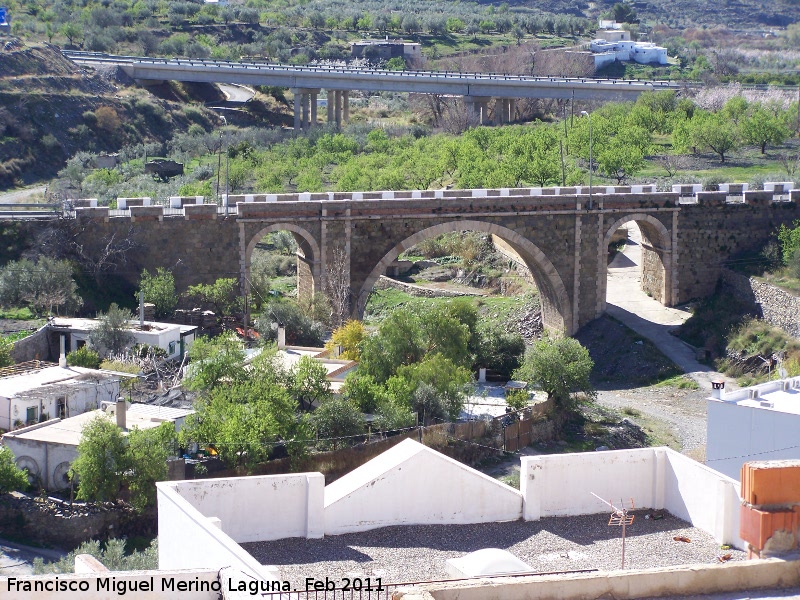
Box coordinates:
[707,399,800,480]
[163,473,325,543]
[324,439,522,535]
[0,379,118,431]
[2,429,78,490]
[663,451,743,547]
[156,482,282,579]
[520,448,743,547]
[521,448,660,520]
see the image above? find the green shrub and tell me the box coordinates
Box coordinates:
[727,318,800,358]
[67,346,101,369]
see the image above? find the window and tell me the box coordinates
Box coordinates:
[168,341,177,356]
[57,398,66,419]
[26,406,38,424]
[76,339,86,350]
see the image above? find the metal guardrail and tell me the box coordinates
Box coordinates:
[0,203,61,219]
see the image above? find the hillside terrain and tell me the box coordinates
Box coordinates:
[0,43,226,188]
[503,0,800,28]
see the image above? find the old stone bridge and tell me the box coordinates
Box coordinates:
[67,186,800,335]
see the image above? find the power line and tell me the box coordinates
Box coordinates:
[706,442,800,464]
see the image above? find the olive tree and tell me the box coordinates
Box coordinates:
[513,335,595,408]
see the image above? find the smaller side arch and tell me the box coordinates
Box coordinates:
[242,223,322,306]
[355,220,573,335]
[599,213,674,314]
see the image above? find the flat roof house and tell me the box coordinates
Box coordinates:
[2,401,193,490]
[51,317,197,361]
[707,376,800,479]
[0,362,123,431]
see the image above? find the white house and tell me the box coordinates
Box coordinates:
[1,401,193,490]
[707,377,800,480]
[590,39,668,65]
[51,317,197,360]
[0,363,123,431]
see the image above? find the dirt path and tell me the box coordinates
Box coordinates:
[0,185,47,204]
[606,225,736,391]
[0,537,65,576]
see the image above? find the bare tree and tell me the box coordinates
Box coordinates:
[323,245,350,329]
[410,93,447,127]
[33,220,139,285]
[778,151,800,178]
[656,154,689,178]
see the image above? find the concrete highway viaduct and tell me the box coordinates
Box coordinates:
[64,52,679,129]
[59,186,800,335]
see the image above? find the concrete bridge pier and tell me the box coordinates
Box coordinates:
[464,96,492,125]
[291,88,321,130]
[496,98,516,124]
[327,90,350,127]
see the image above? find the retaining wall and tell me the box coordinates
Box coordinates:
[721,269,800,337]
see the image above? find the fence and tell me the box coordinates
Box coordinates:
[502,418,534,453]
[494,398,556,452]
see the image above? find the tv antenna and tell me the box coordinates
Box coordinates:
[591,492,635,569]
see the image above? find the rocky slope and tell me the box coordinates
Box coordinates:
[0,42,220,189]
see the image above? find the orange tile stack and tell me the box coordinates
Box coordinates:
[740,460,800,558]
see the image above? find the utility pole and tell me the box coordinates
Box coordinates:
[581,110,593,210]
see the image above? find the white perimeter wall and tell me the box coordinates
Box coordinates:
[324,440,522,535]
[521,448,661,520]
[2,434,77,490]
[663,450,743,548]
[521,447,743,547]
[157,481,285,579]
[707,399,800,481]
[161,474,325,543]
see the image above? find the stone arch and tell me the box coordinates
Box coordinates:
[355,220,573,335]
[600,212,674,312]
[244,223,321,302]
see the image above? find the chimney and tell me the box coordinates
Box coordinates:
[711,380,725,400]
[59,334,67,368]
[277,324,286,349]
[116,398,127,430]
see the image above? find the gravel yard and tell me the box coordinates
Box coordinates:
[244,513,744,588]
[596,387,709,455]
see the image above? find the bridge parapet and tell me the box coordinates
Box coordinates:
[744,191,780,207]
[130,205,164,222]
[62,184,800,224]
[75,206,109,221]
[117,197,151,209]
[185,204,217,220]
[169,196,205,208]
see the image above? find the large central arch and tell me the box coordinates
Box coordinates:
[355,220,573,334]
[243,223,321,302]
[599,213,675,316]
